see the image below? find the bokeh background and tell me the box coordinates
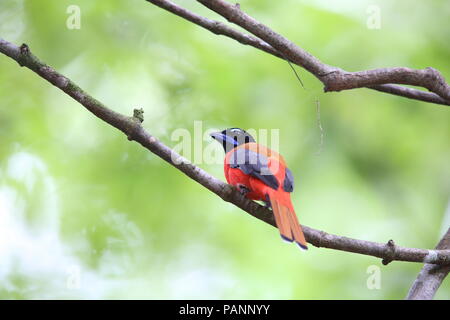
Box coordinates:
[0,0,449,299]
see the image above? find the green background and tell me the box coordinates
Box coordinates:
[0,0,449,299]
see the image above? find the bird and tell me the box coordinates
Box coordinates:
[210,128,307,250]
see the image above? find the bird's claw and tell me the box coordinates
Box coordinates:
[237,184,251,196]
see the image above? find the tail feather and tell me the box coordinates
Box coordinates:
[286,207,307,250]
[269,193,308,250]
[272,200,292,242]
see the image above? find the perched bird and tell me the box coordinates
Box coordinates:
[210,128,307,250]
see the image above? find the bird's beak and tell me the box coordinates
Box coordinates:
[210,131,237,152]
[209,131,225,142]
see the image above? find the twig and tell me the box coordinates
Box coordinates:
[1,38,449,266]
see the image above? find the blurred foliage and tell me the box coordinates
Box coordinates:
[0,0,449,299]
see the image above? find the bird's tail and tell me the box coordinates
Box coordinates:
[268,192,307,250]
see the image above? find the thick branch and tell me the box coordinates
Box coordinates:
[197,0,450,103]
[406,228,450,300]
[146,0,450,106]
[1,38,450,266]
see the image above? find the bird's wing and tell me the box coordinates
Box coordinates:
[228,147,279,190]
[282,167,294,192]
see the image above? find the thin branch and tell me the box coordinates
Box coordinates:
[368,84,450,106]
[1,38,450,266]
[146,0,281,58]
[145,0,450,106]
[406,228,450,300]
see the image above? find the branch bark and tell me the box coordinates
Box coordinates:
[146,0,450,106]
[406,228,450,300]
[1,38,449,268]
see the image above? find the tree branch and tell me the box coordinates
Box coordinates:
[1,38,450,267]
[197,0,450,102]
[145,0,450,106]
[406,228,450,300]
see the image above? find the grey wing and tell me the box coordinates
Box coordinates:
[229,148,279,190]
[282,167,294,192]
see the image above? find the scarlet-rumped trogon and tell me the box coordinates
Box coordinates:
[210,128,307,250]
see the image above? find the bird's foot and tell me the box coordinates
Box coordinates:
[237,184,251,196]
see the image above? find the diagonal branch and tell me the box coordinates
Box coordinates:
[406,228,450,300]
[145,0,450,106]
[146,0,282,58]
[1,38,450,267]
